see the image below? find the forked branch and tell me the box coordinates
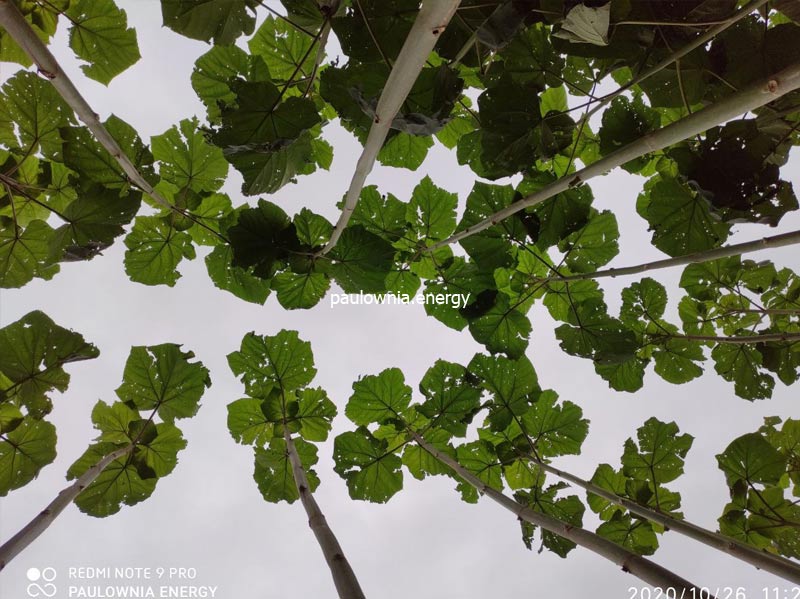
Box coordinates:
[283,427,366,599]
[316,0,462,256]
[408,430,714,596]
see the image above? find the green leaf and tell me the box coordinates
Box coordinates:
[68,442,156,517]
[227,398,273,446]
[417,361,482,437]
[345,367,412,426]
[639,177,730,257]
[51,185,141,258]
[516,485,585,557]
[468,354,538,431]
[405,176,458,242]
[456,440,503,490]
[294,388,336,442]
[124,216,196,287]
[599,96,660,173]
[0,310,99,418]
[622,418,693,485]
[135,423,186,477]
[191,45,253,121]
[253,437,318,503]
[597,512,659,555]
[377,133,433,170]
[228,200,298,279]
[116,344,211,422]
[0,418,57,496]
[402,429,455,481]
[228,330,316,398]
[161,0,259,44]
[249,15,316,82]
[0,71,74,159]
[152,118,228,193]
[333,428,403,503]
[554,3,611,46]
[620,278,668,326]
[330,226,394,294]
[717,432,788,487]
[0,219,59,288]
[558,210,619,273]
[588,464,628,519]
[294,208,332,248]
[273,271,330,310]
[476,75,543,178]
[555,298,638,365]
[468,295,532,359]
[520,390,588,457]
[712,344,775,401]
[91,400,138,444]
[205,245,271,305]
[66,0,140,84]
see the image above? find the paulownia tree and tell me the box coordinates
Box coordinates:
[1,0,800,596]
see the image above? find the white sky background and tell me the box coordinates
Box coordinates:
[2,1,800,598]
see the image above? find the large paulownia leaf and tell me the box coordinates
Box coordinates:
[333,427,403,503]
[0,311,99,418]
[417,360,481,438]
[345,367,412,427]
[66,0,140,85]
[152,118,228,193]
[0,218,59,288]
[0,71,74,159]
[228,330,316,398]
[622,418,693,486]
[0,418,57,496]
[124,215,196,286]
[161,0,260,45]
[115,344,211,422]
[468,354,538,431]
[205,244,272,305]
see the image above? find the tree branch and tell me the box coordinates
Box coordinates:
[408,430,714,596]
[652,331,800,345]
[426,59,800,253]
[283,427,366,599]
[0,444,134,571]
[538,229,800,284]
[528,456,800,584]
[316,0,462,257]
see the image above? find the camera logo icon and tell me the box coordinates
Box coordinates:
[26,567,57,598]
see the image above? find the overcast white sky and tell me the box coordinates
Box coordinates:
[2,2,800,598]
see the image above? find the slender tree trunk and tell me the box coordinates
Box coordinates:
[282,427,367,599]
[409,430,715,597]
[529,458,800,584]
[539,230,800,284]
[317,0,462,256]
[427,60,800,252]
[0,444,133,571]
